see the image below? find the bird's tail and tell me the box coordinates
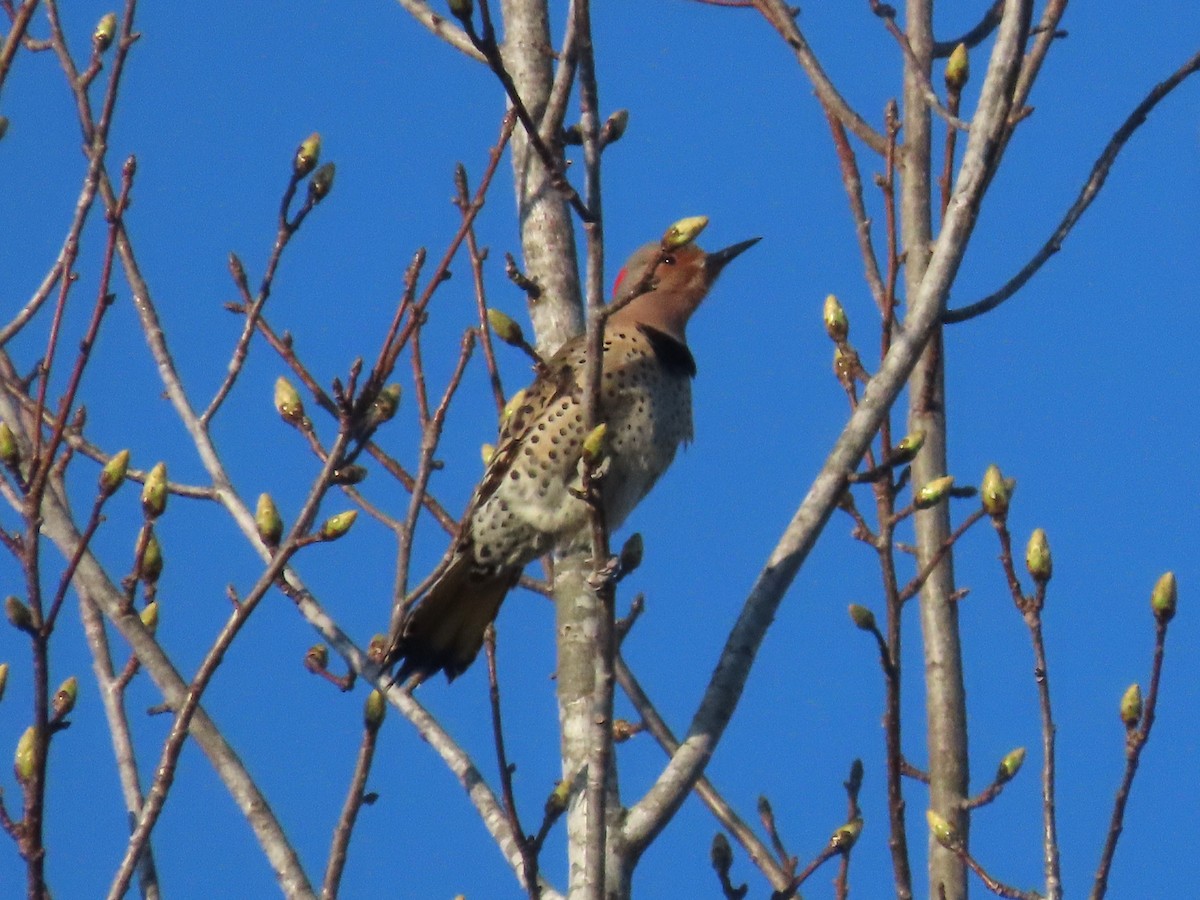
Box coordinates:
[388,553,519,684]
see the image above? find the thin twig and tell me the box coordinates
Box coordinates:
[321,700,384,899]
[944,49,1200,323]
[1090,618,1171,900]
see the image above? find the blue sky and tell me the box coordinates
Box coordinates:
[2,1,1198,897]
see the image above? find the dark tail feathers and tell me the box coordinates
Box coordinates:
[388,554,519,684]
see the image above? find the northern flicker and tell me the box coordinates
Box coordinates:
[387,225,759,683]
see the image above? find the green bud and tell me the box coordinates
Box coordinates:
[619,532,644,574]
[308,162,335,203]
[662,215,709,250]
[53,675,78,719]
[256,493,283,546]
[915,475,955,509]
[14,726,36,783]
[100,449,130,497]
[447,0,473,21]
[848,603,876,631]
[319,509,357,541]
[601,108,630,144]
[140,531,163,584]
[823,294,849,342]
[581,422,608,466]
[0,662,8,702]
[487,308,525,347]
[996,746,1026,784]
[480,443,496,466]
[274,376,305,424]
[304,644,329,672]
[710,831,733,871]
[1151,571,1177,624]
[831,817,863,850]
[0,422,19,467]
[364,689,386,730]
[500,389,526,427]
[926,809,959,850]
[980,464,1013,518]
[5,596,34,633]
[141,462,168,518]
[545,779,570,816]
[945,43,970,91]
[1025,528,1052,583]
[891,430,926,465]
[140,601,159,634]
[1120,682,1142,729]
[294,132,321,177]
[364,383,401,430]
[93,12,118,52]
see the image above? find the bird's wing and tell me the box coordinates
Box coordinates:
[454,339,584,546]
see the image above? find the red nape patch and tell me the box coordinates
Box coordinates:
[612,266,628,297]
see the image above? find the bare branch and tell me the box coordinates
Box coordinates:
[944,49,1200,323]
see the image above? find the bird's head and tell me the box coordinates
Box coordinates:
[609,233,760,343]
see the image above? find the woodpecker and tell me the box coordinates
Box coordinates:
[387,226,759,683]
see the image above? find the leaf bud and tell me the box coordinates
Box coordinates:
[0,662,8,702]
[1119,682,1142,729]
[996,746,1026,784]
[256,493,283,546]
[14,726,36,783]
[500,389,526,427]
[5,596,34,633]
[914,475,955,509]
[367,633,388,665]
[294,132,321,177]
[332,464,368,486]
[364,689,386,731]
[319,509,358,541]
[447,0,473,21]
[0,422,19,467]
[926,809,959,850]
[1025,528,1052,583]
[140,530,163,584]
[366,383,402,428]
[891,430,926,465]
[823,294,849,342]
[487,308,525,347]
[140,601,159,634]
[304,644,329,673]
[141,462,168,518]
[545,779,570,816]
[830,817,863,850]
[480,443,496,466]
[710,831,733,872]
[945,43,970,91]
[53,675,78,719]
[581,423,608,466]
[601,108,630,144]
[274,377,305,424]
[618,532,644,574]
[980,464,1013,518]
[662,215,709,250]
[93,12,118,53]
[848,603,877,632]
[1151,571,1177,624]
[307,162,335,203]
[99,449,130,497]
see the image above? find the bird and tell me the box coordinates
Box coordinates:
[387,225,759,684]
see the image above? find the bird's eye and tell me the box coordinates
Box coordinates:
[661,253,676,266]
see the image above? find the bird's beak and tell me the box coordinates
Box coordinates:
[705,237,762,279]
